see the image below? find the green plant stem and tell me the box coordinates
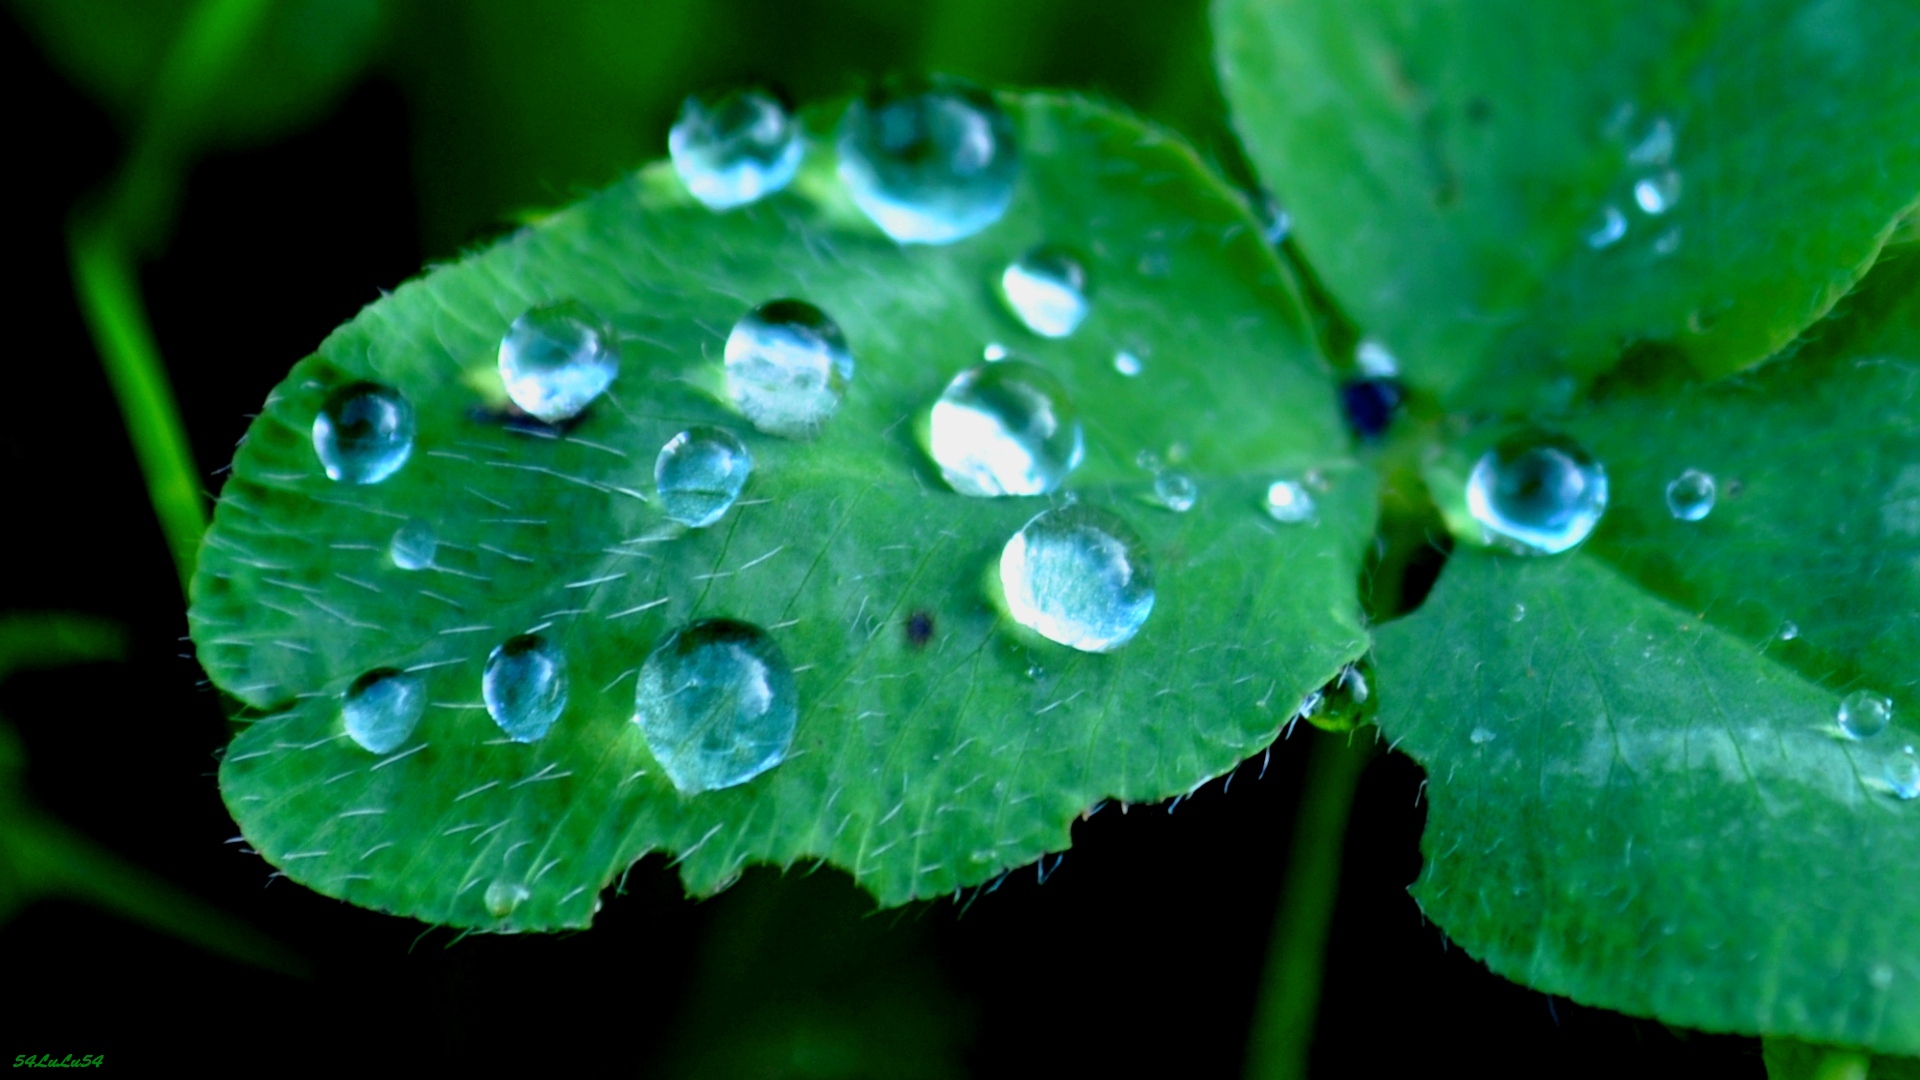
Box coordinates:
[1244,729,1376,1080]
[1811,1048,1872,1080]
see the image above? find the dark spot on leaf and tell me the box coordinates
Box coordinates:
[906,610,934,647]
[1466,97,1493,123]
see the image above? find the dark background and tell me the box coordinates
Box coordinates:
[1,3,1764,1074]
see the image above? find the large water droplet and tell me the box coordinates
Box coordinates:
[498,301,618,423]
[1265,480,1317,524]
[927,360,1083,496]
[1000,504,1155,653]
[836,81,1018,245]
[723,299,853,438]
[999,247,1089,338]
[656,426,752,528]
[1154,471,1196,513]
[484,880,530,918]
[1586,204,1627,249]
[1666,468,1717,521]
[1466,433,1608,555]
[483,634,568,743]
[634,619,798,794]
[667,88,803,211]
[1885,746,1920,800]
[1634,170,1682,215]
[314,382,414,484]
[342,668,425,754]
[389,520,437,570]
[1838,690,1893,740]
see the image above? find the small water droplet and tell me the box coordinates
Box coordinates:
[483,634,568,743]
[1633,170,1682,215]
[1254,191,1292,245]
[655,426,752,528]
[1653,227,1682,256]
[723,299,854,438]
[1466,432,1608,555]
[1665,468,1717,521]
[1627,117,1674,167]
[1511,603,1527,623]
[668,88,803,211]
[314,382,414,484]
[342,669,425,754]
[634,619,798,794]
[1838,690,1893,740]
[1000,503,1155,653]
[999,247,1090,338]
[1884,746,1920,800]
[497,301,618,423]
[1779,620,1800,641]
[484,880,530,918]
[1154,471,1196,513]
[1469,726,1496,745]
[1354,338,1399,378]
[1113,350,1144,377]
[836,81,1018,245]
[389,520,437,570]
[1586,204,1627,249]
[927,360,1083,497]
[983,342,1009,362]
[1264,480,1317,524]
[1135,448,1163,472]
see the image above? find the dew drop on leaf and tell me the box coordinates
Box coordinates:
[483,634,568,744]
[484,880,530,918]
[1354,337,1399,378]
[633,619,798,795]
[1838,689,1893,740]
[1469,726,1496,745]
[1665,468,1717,521]
[1779,620,1800,641]
[1627,116,1674,167]
[1264,479,1317,524]
[389,520,437,570]
[1113,350,1143,377]
[1153,470,1196,513]
[1633,170,1683,215]
[1510,603,1527,623]
[998,246,1090,338]
[1466,432,1608,555]
[667,88,803,211]
[983,341,1009,362]
[341,668,426,754]
[999,503,1156,653]
[836,81,1019,244]
[313,382,414,484]
[723,299,854,438]
[926,360,1083,497]
[1585,204,1627,249]
[1885,746,1920,800]
[655,426,752,528]
[497,301,618,424]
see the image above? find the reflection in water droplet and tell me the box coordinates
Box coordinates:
[1265,480,1317,524]
[1511,603,1527,623]
[1470,726,1496,745]
[1633,170,1682,215]
[1628,117,1674,167]
[314,382,414,484]
[1886,746,1920,800]
[1113,351,1143,377]
[668,88,803,211]
[1154,471,1196,513]
[1586,205,1627,249]
[836,82,1018,245]
[1466,433,1608,555]
[389,520,437,570]
[1000,503,1155,653]
[927,360,1082,496]
[983,342,1009,362]
[1354,338,1399,378]
[656,426,752,528]
[484,880,530,918]
[1779,621,1800,641]
[1255,191,1292,245]
[999,247,1090,338]
[342,669,425,754]
[1666,468,1717,521]
[1838,690,1893,740]
[498,302,618,423]
[724,299,853,438]
[634,619,798,794]
[483,634,568,743]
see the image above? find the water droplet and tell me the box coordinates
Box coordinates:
[999,247,1090,338]
[634,619,798,794]
[484,880,530,918]
[927,360,1083,497]
[1134,448,1163,472]
[497,301,618,424]
[723,299,853,438]
[836,81,1018,245]
[1653,227,1682,256]
[655,426,752,528]
[1666,468,1717,521]
[1779,620,1800,641]
[1885,746,1920,800]
[1511,603,1527,623]
[983,342,1009,362]
[1628,117,1674,167]
[389,520,437,570]
[1633,170,1682,215]
[1113,350,1144,377]
[1354,338,1399,378]
[483,634,568,743]
[667,88,803,211]
[342,669,425,754]
[1254,191,1292,245]
[1000,504,1155,653]
[1469,726,1496,745]
[1586,204,1627,249]
[1838,690,1893,740]
[1466,433,1608,555]
[314,382,414,484]
[1154,471,1196,513]
[1264,480,1317,524]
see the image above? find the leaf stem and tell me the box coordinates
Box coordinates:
[1244,729,1377,1080]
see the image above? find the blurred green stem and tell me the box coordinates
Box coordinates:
[1811,1049,1871,1080]
[1244,729,1376,1080]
